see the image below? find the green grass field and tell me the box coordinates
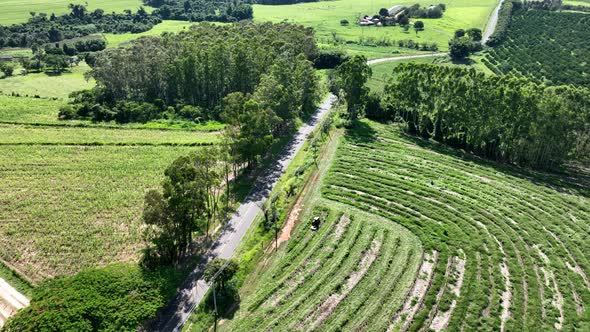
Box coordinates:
[367,55,494,91]
[0,0,151,25]
[0,124,220,146]
[0,62,95,99]
[103,20,195,48]
[368,56,441,91]
[253,0,499,58]
[0,95,65,124]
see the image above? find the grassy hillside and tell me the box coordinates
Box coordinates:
[320,120,590,331]
[0,0,151,25]
[224,119,590,331]
[254,0,498,58]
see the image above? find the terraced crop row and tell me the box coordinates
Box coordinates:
[320,120,590,331]
[222,205,422,331]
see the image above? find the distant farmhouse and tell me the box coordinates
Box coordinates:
[388,5,405,16]
[358,3,445,27]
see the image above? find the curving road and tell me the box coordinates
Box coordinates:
[367,52,448,65]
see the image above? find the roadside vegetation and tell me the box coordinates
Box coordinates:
[2,264,182,332]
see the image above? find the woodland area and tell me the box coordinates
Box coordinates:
[63,23,319,128]
[377,64,590,169]
[0,5,160,48]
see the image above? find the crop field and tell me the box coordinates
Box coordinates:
[222,117,590,331]
[253,0,498,58]
[483,10,590,87]
[0,0,150,26]
[314,120,590,331]
[0,124,219,146]
[220,194,422,331]
[0,62,95,99]
[0,145,202,282]
[0,94,220,283]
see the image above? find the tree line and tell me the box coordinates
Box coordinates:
[144,0,253,22]
[0,0,254,50]
[63,22,319,127]
[369,64,590,169]
[0,5,160,48]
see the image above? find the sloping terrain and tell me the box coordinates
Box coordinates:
[224,120,590,331]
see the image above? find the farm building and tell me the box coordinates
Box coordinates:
[0,55,13,62]
[388,5,405,16]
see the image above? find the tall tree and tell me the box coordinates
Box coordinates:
[336,55,372,121]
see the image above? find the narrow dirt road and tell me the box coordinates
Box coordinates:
[367,53,448,65]
[0,277,29,328]
[483,0,505,44]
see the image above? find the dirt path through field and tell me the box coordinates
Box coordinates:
[0,277,29,328]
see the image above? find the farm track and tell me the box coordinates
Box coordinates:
[319,121,590,331]
[0,277,29,328]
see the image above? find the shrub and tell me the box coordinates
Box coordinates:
[314,48,350,69]
[340,19,349,26]
[0,62,15,77]
[2,264,182,332]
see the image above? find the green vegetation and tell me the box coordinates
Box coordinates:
[0,95,64,124]
[73,22,319,126]
[0,0,150,25]
[103,20,194,47]
[0,263,33,298]
[0,62,94,99]
[3,263,182,331]
[382,64,590,168]
[484,9,590,87]
[0,95,224,131]
[253,0,499,56]
[0,124,219,145]
[185,109,334,331]
[0,144,198,282]
[367,57,440,91]
[222,202,422,331]
[320,120,590,331]
[0,5,161,48]
[144,0,252,22]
